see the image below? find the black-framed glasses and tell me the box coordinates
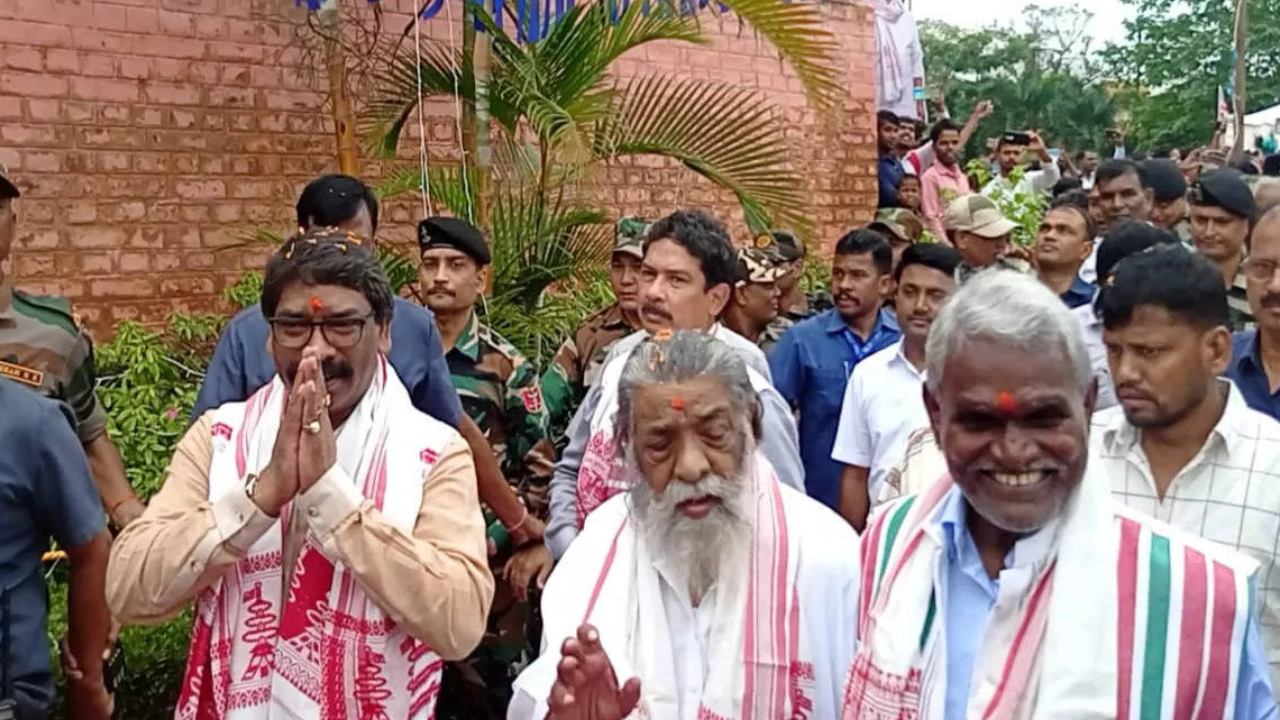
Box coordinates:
[267,314,375,349]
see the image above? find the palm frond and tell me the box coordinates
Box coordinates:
[362,42,470,158]
[596,74,812,238]
[713,0,841,110]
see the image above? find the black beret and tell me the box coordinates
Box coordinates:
[417,216,491,266]
[1191,169,1256,220]
[1142,159,1186,202]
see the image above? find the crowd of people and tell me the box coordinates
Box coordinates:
[5,99,1280,719]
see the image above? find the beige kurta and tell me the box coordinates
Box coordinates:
[106,412,494,660]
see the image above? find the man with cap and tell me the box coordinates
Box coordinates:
[1190,169,1258,331]
[418,216,557,719]
[722,247,786,352]
[943,193,1029,283]
[1145,158,1193,244]
[981,130,1060,200]
[0,161,143,530]
[768,229,832,323]
[868,207,925,272]
[541,217,644,437]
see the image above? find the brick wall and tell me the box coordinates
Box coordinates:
[0,0,875,338]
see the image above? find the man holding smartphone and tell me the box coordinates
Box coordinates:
[981,130,1061,200]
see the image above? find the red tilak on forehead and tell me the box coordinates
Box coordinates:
[670,397,684,411]
[309,296,324,313]
[995,391,1018,415]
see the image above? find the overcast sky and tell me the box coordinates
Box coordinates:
[911,0,1134,45]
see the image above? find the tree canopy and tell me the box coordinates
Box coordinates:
[921,1,1280,156]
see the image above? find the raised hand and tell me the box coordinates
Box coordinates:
[296,349,337,493]
[547,625,642,720]
[973,99,994,119]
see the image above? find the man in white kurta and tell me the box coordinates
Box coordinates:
[509,331,860,719]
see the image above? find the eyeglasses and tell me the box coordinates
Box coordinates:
[267,314,374,349]
[1243,258,1280,283]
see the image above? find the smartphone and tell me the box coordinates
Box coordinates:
[1006,131,1032,146]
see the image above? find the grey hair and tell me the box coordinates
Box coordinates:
[925,270,1092,395]
[616,331,760,448]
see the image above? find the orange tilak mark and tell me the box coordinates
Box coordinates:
[671,397,684,411]
[995,391,1018,415]
[309,296,324,313]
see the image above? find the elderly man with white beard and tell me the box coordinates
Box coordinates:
[508,331,861,720]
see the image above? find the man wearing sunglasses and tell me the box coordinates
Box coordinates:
[107,227,493,717]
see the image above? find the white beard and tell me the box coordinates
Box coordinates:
[628,447,755,604]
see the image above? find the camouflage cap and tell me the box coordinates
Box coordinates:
[752,230,804,263]
[943,194,1017,238]
[868,208,925,243]
[0,160,18,199]
[736,247,786,286]
[614,216,649,259]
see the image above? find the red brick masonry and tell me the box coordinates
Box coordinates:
[0,0,876,337]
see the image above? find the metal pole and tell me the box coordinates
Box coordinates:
[319,0,360,176]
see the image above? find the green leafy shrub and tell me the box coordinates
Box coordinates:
[963,160,1047,247]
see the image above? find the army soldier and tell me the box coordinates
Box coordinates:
[0,162,143,529]
[540,216,645,434]
[770,229,832,323]
[868,206,926,271]
[418,216,556,720]
[722,247,787,352]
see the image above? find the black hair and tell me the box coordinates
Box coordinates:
[1095,221,1180,283]
[1263,154,1280,177]
[894,242,961,283]
[644,209,738,290]
[1152,146,1174,159]
[1052,176,1084,197]
[834,229,893,275]
[1044,201,1097,242]
[295,174,380,234]
[1053,188,1090,212]
[1234,159,1259,176]
[897,174,921,188]
[929,118,961,145]
[262,228,395,324]
[1095,159,1149,188]
[877,110,901,127]
[1095,244,1224,331]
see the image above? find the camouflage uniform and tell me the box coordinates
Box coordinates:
[0,278,107,444]
[1228,265,1255,332]
[541,217,647,436]
[954,256,1033,285]
[759,315,793,354]
[541,303,637,435]
[438,309,555,719]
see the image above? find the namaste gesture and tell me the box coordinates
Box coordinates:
[251,347,339,516]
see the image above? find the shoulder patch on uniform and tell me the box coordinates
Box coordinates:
[520,385,544,413]
[12,290,79,336]
[0,360,44,388]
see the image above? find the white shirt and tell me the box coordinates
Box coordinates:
[873,5,925,120]
[981,161,1062,200]
[1091,381,1280,686]
[831,341,929,504]
[1070,301,1116,411]
[1079,236,1101,284]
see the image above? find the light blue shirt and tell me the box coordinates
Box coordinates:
[937,489,1277,720]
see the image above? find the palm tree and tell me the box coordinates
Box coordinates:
[363,0,838,361]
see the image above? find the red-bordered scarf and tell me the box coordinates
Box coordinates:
[176,357,449,720]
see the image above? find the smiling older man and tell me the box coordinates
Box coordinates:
[510,331,860,719]
[841,271,1275,719]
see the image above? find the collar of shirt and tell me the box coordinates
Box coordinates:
[599,303,634,331]
[0,277,14,322]
[1101,378,1252,460]
[452,309,483,362]
[1232,329,1263,377]
[1060,276,1096,308]
[928,161,966,182]
[822,306,897,339]
[931,486,1063,592]
[889,339,926,381]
